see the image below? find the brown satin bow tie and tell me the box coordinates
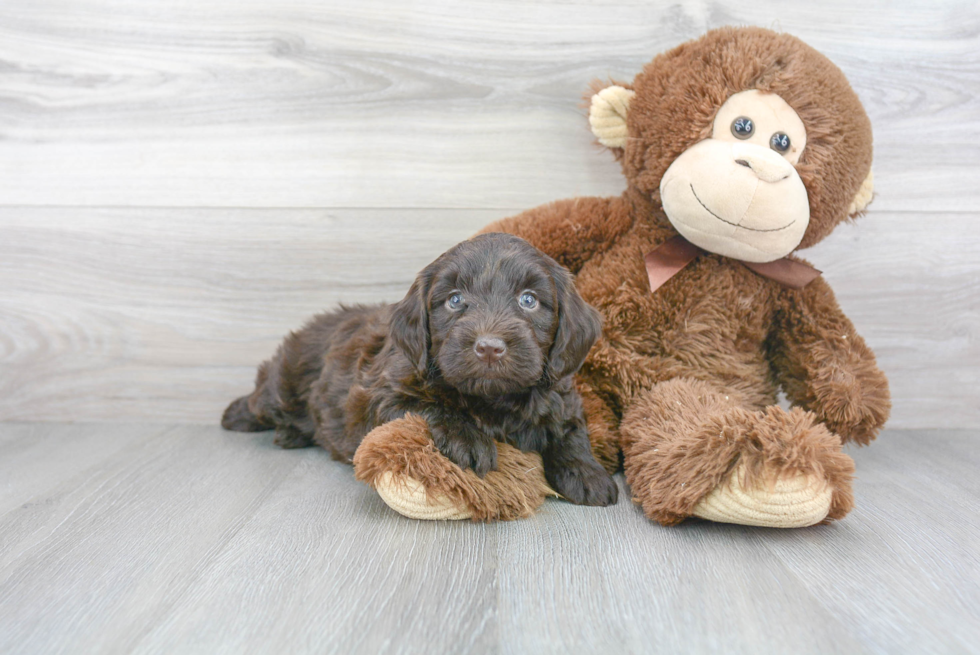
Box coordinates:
[644,235,822,293]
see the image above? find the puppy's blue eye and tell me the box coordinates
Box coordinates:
[447,292,463,310]
[518,292,538,310]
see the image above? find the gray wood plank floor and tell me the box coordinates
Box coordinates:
[0,423,976,654]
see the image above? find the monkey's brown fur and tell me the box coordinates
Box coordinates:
[478,27,890,524]
[354,415,556,521]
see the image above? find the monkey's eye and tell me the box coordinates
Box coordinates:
[518,291,538,310]
[446,292,464,310]
[770,132,791,153]
[731,117,754,139]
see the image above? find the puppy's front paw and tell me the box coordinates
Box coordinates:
[548,460,619,506]
[431,425,498,477]
[461,439,499,478]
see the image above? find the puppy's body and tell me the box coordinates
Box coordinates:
[223,233,617,506]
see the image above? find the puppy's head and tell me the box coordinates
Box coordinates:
[390,233,601,397]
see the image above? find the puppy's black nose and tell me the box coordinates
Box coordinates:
[473,337,506,365]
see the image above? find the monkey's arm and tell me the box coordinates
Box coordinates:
[478,196,631,274]
[768,276,890,445]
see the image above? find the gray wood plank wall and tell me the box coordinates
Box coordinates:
[1,0,977,427]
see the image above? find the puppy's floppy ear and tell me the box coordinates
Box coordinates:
[546,263,602,382]
[390,262,437,375]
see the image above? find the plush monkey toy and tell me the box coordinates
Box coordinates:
[354,26,890,528]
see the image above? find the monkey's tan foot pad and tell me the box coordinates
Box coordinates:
[692,461,833,528]
[373,472,474,520]
[353,414,556,521]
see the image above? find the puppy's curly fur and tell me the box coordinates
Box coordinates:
[222,233,618,506]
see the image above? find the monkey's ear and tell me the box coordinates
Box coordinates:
[847,169,875,216]
[589,85,635,149]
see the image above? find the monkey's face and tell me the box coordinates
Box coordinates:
[587,28,876,257]
[659,90,810,263]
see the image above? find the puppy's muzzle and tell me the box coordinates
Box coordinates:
[473,336,507,366]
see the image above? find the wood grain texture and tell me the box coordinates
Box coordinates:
[0,0,977,210]
[1,4,975,653]
[0,423,977,654]
[0,3,976,425]
[1,207,975,428]
[0,207,501,423]
[765,431,980,653]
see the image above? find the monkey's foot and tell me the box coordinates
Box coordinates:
[353,414,556,521]
[373,472,474,520]
[620,378,856,528]
[692,461,834,528]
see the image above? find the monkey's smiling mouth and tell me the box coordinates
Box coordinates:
[690,184,796,233]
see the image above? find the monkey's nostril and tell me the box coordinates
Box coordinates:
[474,337,507,365]
[735,159,751,168]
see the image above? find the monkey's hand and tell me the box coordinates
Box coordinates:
[769,276,891,445]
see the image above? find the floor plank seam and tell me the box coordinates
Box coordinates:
[124,453,305,652]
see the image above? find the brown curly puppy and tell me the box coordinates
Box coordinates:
[222,233,618,507]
